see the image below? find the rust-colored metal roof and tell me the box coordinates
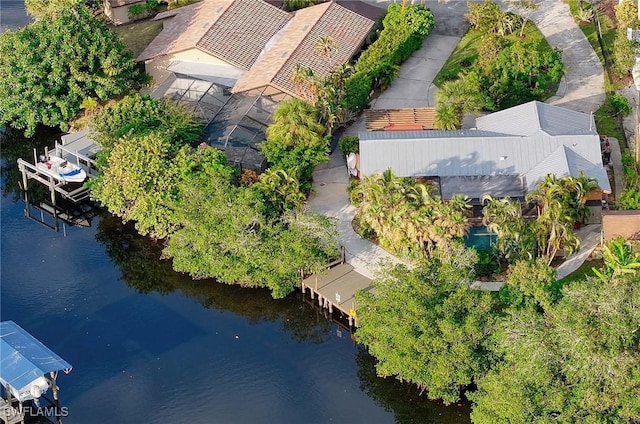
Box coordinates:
[137,0,235,62]
[365,108,437,131]
[232,1,374,96]
[196,0,291,70]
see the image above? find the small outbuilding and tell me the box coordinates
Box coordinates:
[104,0,148,26]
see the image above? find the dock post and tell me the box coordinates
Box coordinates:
[328,303,333,313]
[50,371,61,424]
[20,162,28,192]
[348,315,353,327]
[318,295,323,307]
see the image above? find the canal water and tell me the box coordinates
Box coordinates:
[0,5,472,423]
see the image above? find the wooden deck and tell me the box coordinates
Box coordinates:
[301,263,374,327]
[364,108,437,131]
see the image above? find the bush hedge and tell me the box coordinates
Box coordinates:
[345,4,435,111]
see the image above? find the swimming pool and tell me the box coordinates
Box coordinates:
[464,226,496,251]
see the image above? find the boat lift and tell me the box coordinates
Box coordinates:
[0,321,73,424]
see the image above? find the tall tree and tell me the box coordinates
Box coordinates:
[356,254,497,405]
[0,6,141,136]
[435,72,484,129]
[471,268,640,423]
[506,0,539,37]
[481,195,532,261]
[260,98,328,184]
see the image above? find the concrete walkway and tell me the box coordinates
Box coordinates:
[308,154,405,280]
[526,0,606,113]
[555,224,602,279]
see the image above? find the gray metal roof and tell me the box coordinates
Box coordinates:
[475,101,598,136]
[359,129,510,140]
[440,175,526,200]
[524,146,611,193]
[359,102,608,195]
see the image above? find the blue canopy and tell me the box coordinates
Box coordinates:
[0,321,72,390]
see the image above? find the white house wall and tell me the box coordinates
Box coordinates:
[144,48,239,88]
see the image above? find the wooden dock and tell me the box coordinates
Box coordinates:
[301,263,374,327]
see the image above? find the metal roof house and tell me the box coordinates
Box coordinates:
[0,321,72,423]
[359,101,611,201]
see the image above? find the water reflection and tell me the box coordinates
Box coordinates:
[95,214,333,344]
[356,347,472,424]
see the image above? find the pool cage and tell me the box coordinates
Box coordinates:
[152,73,291,172]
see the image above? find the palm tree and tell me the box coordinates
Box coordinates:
[315,36,337,59]
[254,168,306,214]
[266,99,325,148]
[291,65,320,104]
[593,237,640,283]
[435,104,460,130]
[435,73,484,129]
[482,195,531,261]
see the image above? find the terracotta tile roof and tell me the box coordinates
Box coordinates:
[137,0,235,62]
[196,0,291,70]
[232,2,374,97]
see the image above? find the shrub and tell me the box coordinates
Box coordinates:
[609,93,632,117]
[338,136,359,155]
[343,72,373,111]
[354,4,434,89]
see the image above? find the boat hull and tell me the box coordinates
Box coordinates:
[36,156,87,183]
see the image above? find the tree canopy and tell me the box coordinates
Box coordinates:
[356,249,497,404]
[471,268,640,423]
[0,6,141,136]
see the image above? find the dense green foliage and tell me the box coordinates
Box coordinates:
[357,231,640,422]
[0,6,141,136]
[350,170,471,258]
[471,262,640,423]
[90,134,214,239]
[356,4,434,74]
[338,135,359,155]
[356,251,497,404]
[619,150,640,209]
[466,0,517,36]
[282,0,320,11]
[90,93,203,150]
[164,168,339,297]
[90,94,339,298]
[436,1,562,115]
[260,99,329,187]
[609,93,632,117]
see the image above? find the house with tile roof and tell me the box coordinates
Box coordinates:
[358,101,611,219]
[137,0,374,98]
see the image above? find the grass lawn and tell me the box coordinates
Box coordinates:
[595,100,627,147]
[433,21,558,100]
[111,20,163,58]
[557,259,604,284]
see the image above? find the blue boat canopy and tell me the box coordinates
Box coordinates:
[0,321,72,391]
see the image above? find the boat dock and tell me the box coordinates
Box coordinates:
[17,130,101,231]
[301,254,374,327]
